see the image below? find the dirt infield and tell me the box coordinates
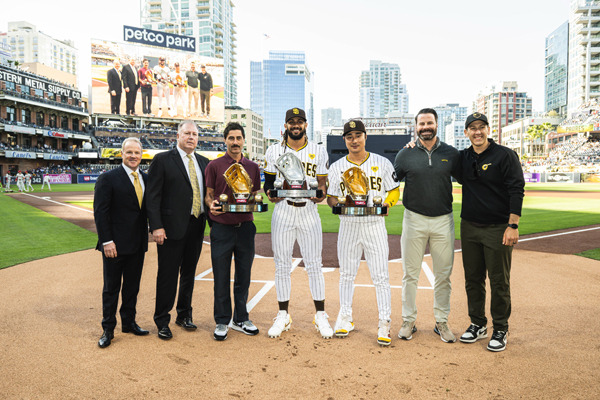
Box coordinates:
[1,191,600,398]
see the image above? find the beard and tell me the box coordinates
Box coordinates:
[417,128,437,142]
[285,128,306,140]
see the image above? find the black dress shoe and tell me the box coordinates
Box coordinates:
[175,317,198,330]
[158,326,173,340]
[122,322,149,336]
[98,330,114,348]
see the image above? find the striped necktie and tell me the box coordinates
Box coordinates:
[186,154,202,218]
[131,171,143,208]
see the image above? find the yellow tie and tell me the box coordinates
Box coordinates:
[187,154,202,218]
[131,171,143,208]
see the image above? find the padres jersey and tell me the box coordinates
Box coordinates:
[153,65,171,84]
[264,140,328,203]
[328,152,399,220]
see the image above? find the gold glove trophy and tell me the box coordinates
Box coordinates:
[218,163,268,212]
[332,167,387,215]
[269,153,322,198]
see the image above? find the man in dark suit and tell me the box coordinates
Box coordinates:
[122,57,139,116]
[147,120,209,340]
[107,59,123,114]
[94,137,149,348]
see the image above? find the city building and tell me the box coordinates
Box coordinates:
[359,60,409,118]
[225,105,264,160]
[321,107,342,130]
[141,0,237,106]
[501,115,563,157]
[0,21,78,80]
[474,81,533,144]
[433,103,468,143]
[545,21,569,117]
[329,115,414,136]
[250,50,314,140]
[445,115,470,151]
[0,63,90,176]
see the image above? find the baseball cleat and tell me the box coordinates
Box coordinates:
[398,320,417,340]
[459,323,488,343]
[434,322,456,343]
[377,320,392,346]
[334,314,354,338]
[313,311,333,339]
[268,311,291,338]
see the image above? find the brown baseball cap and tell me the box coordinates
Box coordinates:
[285,108,307,122]
[343,119,366,136]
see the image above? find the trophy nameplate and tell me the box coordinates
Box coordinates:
[269,153,322,198]
[218,164,268,213]
[331,167,386,216]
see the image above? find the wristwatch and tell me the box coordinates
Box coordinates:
[508,223,519,229]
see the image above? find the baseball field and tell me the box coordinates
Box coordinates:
[1,183,599,398]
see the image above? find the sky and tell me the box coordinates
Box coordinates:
[0,0,571,129]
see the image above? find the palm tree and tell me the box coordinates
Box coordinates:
[539,122,553,156]
[525,125,541,157]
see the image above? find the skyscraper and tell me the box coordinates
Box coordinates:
[250,51,314,140]
[545,21,569,116]
[141,0,237,106]
[433,103,468,143]
[474,81,532,144]
[321,107,343,129]
[568,0,600,115]
[360,60,409,118]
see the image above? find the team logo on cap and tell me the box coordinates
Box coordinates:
[293,108,300,115]
[473,112,481,118]
[349,121,356,128]
[371,166,378,172]
[309,153,315,159]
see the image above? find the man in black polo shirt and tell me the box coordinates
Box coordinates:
[205,122,261,341]
[458,113,524,352]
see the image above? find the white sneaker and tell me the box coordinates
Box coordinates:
[268,311,291,338]
[157,109,163,118]
[334,314,354,338]
[168,109,176,117]
[377,319,392,346]
[313,311,333,339]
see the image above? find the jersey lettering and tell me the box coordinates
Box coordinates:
[301,161,317,177]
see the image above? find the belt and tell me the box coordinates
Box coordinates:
[286,200,306,208]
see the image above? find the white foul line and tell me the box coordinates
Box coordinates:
[22,193,93,213]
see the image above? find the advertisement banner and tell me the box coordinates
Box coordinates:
[91,38,224,123]
[4,124,36,135]
[100,147,224,160]
[45,130,67,138]
[556,124,594,134]
[524,172,541,183]
[123,25,196,53]
[46,174,72,184]
[0,65,82,100]
[546,172,574,183]
[78,152,98,159]
[5,151,36,159]
[77,174,101,184]
[43,153,70,161]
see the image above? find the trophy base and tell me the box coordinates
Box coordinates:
[332,206,387,216]
[270,189,323,198]
[220,203,268,213]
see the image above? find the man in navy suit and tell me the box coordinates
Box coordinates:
[107,59,123,114]
[121,57,139,116]
[94,137,149,348]
[147,120,209,340]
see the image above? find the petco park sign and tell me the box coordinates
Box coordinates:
[123,25,196,52]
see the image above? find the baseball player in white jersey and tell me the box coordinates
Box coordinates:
[41,173,51,191]
[263,107,333,339]
[153,57,174,118]
[327,120,400,346]
[4,172,10,191]
[16,171,25,192]
[169,63,187,117]
[25,171,34,192]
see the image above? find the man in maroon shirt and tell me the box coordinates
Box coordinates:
[205,122,261,341]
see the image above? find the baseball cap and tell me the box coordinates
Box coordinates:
[285,108,307,122]
[465,112,489,129]
[159,57,165,61]
[343,119,366,136]
[200,64,206,68]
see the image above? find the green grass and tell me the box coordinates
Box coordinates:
[0,195,97,269]
[5,183,96,193]
[523,182,600,192]
[576,248,600,261]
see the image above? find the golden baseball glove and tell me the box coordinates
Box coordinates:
[341,167,368,196]
[223,163,253,194]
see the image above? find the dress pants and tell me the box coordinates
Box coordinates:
[200,89,211,114]
[460,220,512,331]
[211,221,256,325]
[110,92,121,114]
[154,214,206,328]
[141,86,153,114]
[101,250,145,330]
[126,88,137,115]
[401,209,455,323]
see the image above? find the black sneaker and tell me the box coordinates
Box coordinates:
[460,323,488,343]
[231,320,259,336]
[487,330,508,352]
